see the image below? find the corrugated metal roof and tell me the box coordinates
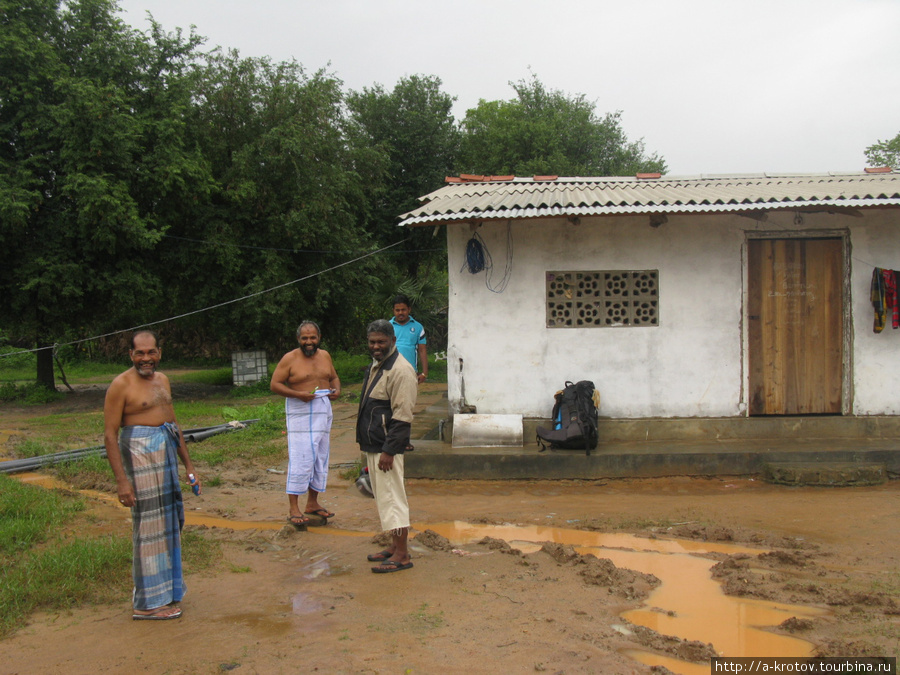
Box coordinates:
[398,171,900,226]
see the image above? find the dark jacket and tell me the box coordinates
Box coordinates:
[356,348,417,455]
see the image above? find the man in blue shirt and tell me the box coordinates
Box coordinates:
[389,294,428,384]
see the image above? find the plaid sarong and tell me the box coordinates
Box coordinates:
[119,422,186,610]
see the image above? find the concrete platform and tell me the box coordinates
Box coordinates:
[406,387,900,481]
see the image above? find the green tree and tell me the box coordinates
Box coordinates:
[167,50,386,353]
[458,75,666,177]
[0,0,208,387]
[865,133,900,169]
[347,75,459,278]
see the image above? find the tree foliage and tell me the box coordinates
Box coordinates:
[458,75,666,177]
[163,50,389,353]
[0,7,666,384]
[865,133,900,169]
[0,0,207,387]
[347,75,459,276]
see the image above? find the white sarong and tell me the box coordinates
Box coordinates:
[285,391,333,494]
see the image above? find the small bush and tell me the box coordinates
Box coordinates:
[0,382,63,404]
[332,351,371,385]
[228,377,272,398]
[179,368,233,386]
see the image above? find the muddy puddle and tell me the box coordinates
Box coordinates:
[11,472,828,674]
[420,521,827,675]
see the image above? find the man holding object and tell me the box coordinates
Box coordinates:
[270,321,341,526]
[103,330,200,620]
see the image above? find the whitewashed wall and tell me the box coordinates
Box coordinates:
[444,209,900,418]
[849,212,900,415]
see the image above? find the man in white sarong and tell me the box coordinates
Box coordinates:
[271,321,341,526]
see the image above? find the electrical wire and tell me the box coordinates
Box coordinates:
[160,234,442,254]
[460,222,513,293]
[0,239,407,358]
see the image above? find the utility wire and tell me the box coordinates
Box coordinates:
[0,239,407,358]
[161,234,442,254]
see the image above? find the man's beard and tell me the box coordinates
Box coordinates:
[136,363,157,378]
[301,344,319,357]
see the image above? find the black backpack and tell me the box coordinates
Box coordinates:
[535,381,599,455]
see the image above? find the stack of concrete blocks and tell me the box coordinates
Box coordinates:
[231,350,268,386]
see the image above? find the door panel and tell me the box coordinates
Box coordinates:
[748,238,842,415]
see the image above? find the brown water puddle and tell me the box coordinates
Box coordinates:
[421,521,828,675]
[14,471,116,504]
[11,471,367,536]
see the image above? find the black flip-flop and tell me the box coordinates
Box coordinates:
[133,607,182,621]
[372,560,414,573]
[367,549,393,562]
[304,508,335,519]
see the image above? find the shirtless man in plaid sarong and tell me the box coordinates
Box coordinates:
[104,330,201,620]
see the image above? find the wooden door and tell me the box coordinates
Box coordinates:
[748,238,843,415]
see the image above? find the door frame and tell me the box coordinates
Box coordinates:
[743,229,852,416]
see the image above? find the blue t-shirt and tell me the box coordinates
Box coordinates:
[390,316,426,371]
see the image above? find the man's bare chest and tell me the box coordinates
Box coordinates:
[126,381,171,413]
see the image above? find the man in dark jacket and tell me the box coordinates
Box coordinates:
[356,319,418,573]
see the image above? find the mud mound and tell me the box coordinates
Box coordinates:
[536,542,660,599]
[781,617,815,632]
[758,550,814,567]
[477,536,519,554]
[710,555,776,599]
[540,541,580,563]
[670,524,735,541]
[415,529,453,551]
[631,625,718,663]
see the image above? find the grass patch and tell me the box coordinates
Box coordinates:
[0,534,132,637]
[176,399,286,467]
[0,476,85,556]
[52,453,116,491]
[339,459,364,482]
[7,396,286,483]
[182,529,221,571]
[177,367,234,386]
[228,377,273,398]
[427,355,447,383]
[0,476,123,638]
[0,475,223,638]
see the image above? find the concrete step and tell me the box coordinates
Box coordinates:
[763,461,887,487]
[406,387,900,480]
[405,437,900,480]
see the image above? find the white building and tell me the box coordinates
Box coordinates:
[400,171,900,420]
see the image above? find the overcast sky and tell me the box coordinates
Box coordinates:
[118,0,900,177]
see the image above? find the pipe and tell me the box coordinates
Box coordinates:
[0,420,259,475]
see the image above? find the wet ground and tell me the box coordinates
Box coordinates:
[2,384,899,673]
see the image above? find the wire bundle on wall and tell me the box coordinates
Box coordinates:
[460,222,513,293]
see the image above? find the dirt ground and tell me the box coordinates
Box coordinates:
[1,384,899,674]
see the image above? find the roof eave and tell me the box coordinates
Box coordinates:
[399,198,900,228]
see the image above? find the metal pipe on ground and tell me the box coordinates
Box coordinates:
[0,420,259,475]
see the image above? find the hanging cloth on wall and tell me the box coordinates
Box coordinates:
[871,267,899,333]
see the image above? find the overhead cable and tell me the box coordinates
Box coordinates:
[0,240,407,359]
